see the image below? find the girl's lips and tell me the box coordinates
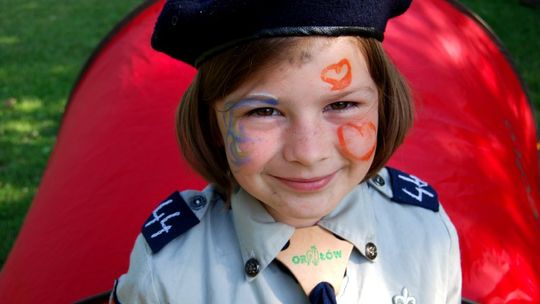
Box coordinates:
[272,172,337,192]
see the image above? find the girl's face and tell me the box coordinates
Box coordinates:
[215,37,378,227]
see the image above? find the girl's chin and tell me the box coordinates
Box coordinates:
[265,201,336,227]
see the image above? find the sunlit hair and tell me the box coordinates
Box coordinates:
[176,37,414,201]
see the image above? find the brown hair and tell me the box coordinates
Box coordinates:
[176,37,413,200]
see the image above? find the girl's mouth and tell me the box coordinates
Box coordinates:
[272,172,337,192]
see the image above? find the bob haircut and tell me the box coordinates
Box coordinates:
[177,36,414,200]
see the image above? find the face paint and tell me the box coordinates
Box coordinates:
[337,122,377,161]
[320,58,352,91]
[222,96,279,166]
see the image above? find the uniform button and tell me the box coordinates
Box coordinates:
[365,242,377,260]
[245,258,260,277]
[189,195,207,210]
[372,175,385,187]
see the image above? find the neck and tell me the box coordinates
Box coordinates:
[264,206,323,227]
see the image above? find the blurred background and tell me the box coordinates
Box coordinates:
[0,0,539,270]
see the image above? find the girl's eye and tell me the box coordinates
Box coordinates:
[324,101,359,112]
[247,107,281,117]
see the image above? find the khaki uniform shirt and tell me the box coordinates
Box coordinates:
[113,168,461,303]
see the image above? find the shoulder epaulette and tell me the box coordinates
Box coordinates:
[142,191,201,254]
[369,167,439,212]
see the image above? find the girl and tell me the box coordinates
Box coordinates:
[113,0,461,303]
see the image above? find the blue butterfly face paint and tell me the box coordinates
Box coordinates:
[222,95,279,166]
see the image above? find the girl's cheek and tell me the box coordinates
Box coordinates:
[337,121,377,162]
[223,114,262,167]
[228,125,278,169]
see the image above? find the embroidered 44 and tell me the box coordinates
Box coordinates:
[144,199,181,238]
[397,174,434,202]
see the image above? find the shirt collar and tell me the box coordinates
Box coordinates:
[318,182,378,263]
[231,181,379,280]
[231,188,295,281]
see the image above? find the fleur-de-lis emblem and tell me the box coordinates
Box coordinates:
[392,287,416,304]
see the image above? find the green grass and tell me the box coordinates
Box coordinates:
[0,0,142,268]
[0,0,539,270]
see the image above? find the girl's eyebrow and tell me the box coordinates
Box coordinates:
[329,85,377,101]
[223,93,279,111]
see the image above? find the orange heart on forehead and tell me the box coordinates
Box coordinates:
[320,59,352,91]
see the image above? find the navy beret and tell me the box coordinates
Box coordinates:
[151,0,412,66]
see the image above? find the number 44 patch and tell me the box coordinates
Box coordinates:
[387,167,439,212]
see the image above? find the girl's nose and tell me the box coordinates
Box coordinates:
[282,120,331,166]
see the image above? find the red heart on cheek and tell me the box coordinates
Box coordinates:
[320,59,352,91]
[337,122,377,161]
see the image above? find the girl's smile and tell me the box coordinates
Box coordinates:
[270,171,338,192]
[215,37,379,227]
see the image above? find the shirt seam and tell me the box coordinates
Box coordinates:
[143,237,162,304]
[437,206,454,300]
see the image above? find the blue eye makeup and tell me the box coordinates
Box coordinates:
[223,95,279,112]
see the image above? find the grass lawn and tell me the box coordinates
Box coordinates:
[0,0,539,269]
[0,0,142,268]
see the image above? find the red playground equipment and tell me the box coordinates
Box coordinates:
[1,0,539,303]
